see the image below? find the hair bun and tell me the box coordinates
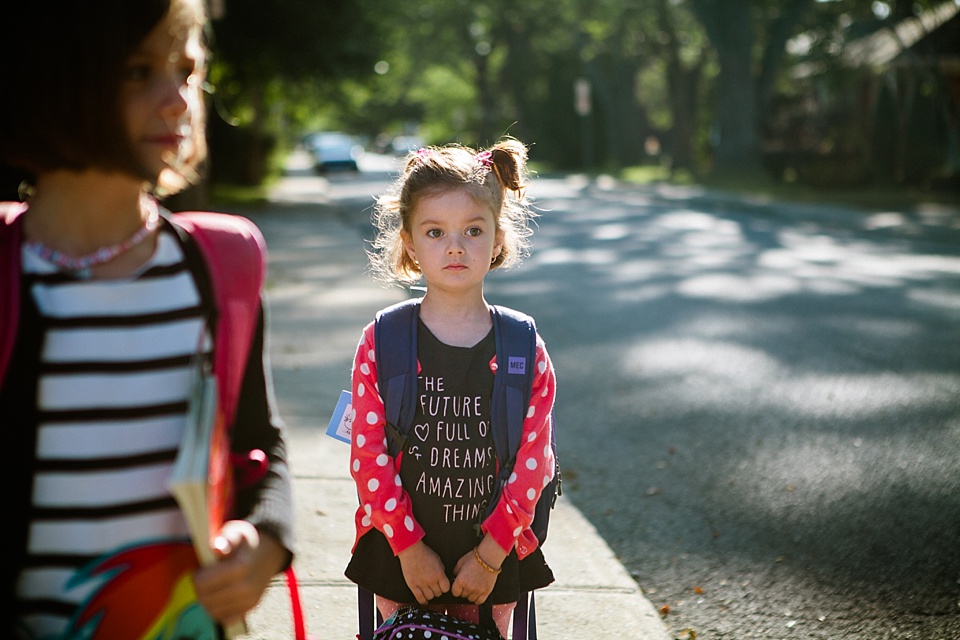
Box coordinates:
[489,146,523,192]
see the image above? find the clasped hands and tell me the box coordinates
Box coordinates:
[398,537,507,606]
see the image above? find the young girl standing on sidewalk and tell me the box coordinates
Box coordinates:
[1,1,294,637]
[346,139,556,638]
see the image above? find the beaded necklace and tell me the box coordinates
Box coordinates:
[23,203,161,279]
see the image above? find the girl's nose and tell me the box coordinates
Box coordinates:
[446,236,465,254]
[161,75,190,118]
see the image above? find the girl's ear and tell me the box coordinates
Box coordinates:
[401,230,417,264]
[492,230,504,262]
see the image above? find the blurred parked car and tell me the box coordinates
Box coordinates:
[304,132,362,173]
[390,135,425,156]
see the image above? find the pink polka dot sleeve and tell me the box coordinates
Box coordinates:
[481,336,557,559]
[348,322,425,555]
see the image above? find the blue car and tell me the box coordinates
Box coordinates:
[304,132,362,173]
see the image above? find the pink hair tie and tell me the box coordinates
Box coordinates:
[475,150,493,167]
[415,148,432,161]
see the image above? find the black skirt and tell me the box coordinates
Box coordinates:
[345,529,554,605]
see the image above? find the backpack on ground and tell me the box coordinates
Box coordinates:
[358,297,560,640]
[373,606,504,640]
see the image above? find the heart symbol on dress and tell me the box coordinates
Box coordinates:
[414,423,430,441]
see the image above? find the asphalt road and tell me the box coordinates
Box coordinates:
[259,151,960,639]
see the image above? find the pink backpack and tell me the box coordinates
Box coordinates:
[0,204,306,639]
[0,205,264,440]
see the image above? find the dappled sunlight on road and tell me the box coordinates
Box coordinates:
[489,178,960,630]
[518,184,960,309]
[255,162,960,636]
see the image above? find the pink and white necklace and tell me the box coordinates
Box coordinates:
[24,203,161,279]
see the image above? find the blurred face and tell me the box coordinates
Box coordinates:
[119,13,204,182]
[403,189,504,295]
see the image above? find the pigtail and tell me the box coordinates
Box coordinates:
[486,138,527,194]
[482,137,533,271]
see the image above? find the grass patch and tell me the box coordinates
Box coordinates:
[620,164,696,185]
[208,182,274,209]
[619,163,959,212]
[701,174,960,212]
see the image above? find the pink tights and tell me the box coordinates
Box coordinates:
[377,596,516,639]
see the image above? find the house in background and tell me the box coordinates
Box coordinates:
[766,1,960,189]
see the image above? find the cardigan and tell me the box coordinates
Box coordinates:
[349,316,557,560]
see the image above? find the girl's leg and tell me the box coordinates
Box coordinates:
[446,603,517,638]
[492,603,517,639]
[374,596,405,622]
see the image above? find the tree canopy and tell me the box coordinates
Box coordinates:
[209,0,957,186]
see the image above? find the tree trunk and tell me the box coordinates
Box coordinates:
[658,0,704,173]
[714,10,759,172]
[691,0,762,174]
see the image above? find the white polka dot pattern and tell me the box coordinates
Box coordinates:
[347,320,556,561]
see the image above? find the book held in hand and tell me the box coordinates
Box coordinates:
[169,366,246,637]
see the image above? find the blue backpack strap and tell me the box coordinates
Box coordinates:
[511,591,541,640]
[373,297,422,455]
[358,586,382,640]
[359,298,421,640]
[488,306,538,640]
[488,305,537,502]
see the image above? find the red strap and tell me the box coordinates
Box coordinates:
[0,202,26,389]
[285,566,307,640]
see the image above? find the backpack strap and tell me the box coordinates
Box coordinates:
[0,202,26,389]
[488,305,537,479]
[490,306,539,640]
[374,297,422,456]
[168,211,265,429]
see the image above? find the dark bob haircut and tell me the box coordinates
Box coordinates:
[0,0,207,194]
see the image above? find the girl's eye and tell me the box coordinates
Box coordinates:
[465,227,483,237]
[124,64,151,82]
[426,229,443,238]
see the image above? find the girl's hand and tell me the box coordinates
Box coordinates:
[397,540,451,605]
[451,539,507,605]
[193,520,288,626]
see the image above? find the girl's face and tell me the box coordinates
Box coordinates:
[403,189,504,295]
[119,14,203,182]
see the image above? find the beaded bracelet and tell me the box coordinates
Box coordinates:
[473,547,502,575]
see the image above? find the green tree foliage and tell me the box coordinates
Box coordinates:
[204,0,384,183]
[205,0,952,184]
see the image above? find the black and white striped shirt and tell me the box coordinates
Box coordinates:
[16,227,215,637]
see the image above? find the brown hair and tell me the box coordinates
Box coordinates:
[369,137,536,286]
[0,0,207,195]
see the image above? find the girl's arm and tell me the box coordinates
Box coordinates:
[481,337,557,559]
[349,323,426,554]
[225,305,294,557]
[196,305,294,623]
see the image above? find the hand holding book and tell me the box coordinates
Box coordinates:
[169,366,246,637]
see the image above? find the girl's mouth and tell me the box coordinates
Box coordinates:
[144,134,183,146]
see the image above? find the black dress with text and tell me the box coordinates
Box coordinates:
[346,320,552,604]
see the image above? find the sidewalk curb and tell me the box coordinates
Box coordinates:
[237,169,673,639]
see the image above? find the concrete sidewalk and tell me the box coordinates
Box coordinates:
[235,177,672,639]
